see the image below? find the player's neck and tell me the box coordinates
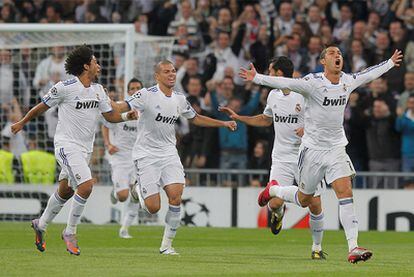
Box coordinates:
[323,70,340,85]
[158,83,173,96]
[78,74,92,88]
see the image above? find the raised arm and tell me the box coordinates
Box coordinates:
[239,63,312,98]
[349,50,403,91]
[219,106,272,127]
[11,102,49,134]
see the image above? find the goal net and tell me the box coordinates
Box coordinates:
[0,24,174,185]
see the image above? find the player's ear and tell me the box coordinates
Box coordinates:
[320,58,325,66]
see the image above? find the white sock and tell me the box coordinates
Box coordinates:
[161,204,181,250]
[269,186,302,207]
[38,192,68,231]
[309,211,324,252]
[339,197,359,251]
[65,193,87,235]
[121,198,139,231]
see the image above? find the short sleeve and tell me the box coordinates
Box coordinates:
[263,93,273,117]
[98,87,112,113]
[180,97,197,119]
[41,82,65,107]
[127,88,147,111]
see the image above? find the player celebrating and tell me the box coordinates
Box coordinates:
[112,60,237,255]
[240,47,403,263]
[102,78,143,239]
[11,45,136,255]
[220,56,326,260]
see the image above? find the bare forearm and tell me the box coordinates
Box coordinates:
[101,126,111,147]
[191,114,226,127]
[19,102,49,125]
[236,114,272,127]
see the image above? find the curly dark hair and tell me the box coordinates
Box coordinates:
[64,45,93,76]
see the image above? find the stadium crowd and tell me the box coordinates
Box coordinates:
[1,0,414,187]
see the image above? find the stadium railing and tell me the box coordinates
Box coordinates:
[184,169,414,189]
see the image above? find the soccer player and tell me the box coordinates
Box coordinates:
[240,47,403,263]
[11,45,137,255]
[102,78,143,239]
[220,56,326,260]
[111,60,237,255]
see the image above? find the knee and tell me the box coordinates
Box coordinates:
[117,190,129,202]
[76,179,95,198]
[168,195,182,206]
[336,185,353,199]
[309,197,322,215]
[146,204,160,214]
[298,194,313,208]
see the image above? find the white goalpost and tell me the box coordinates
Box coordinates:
[0,24,174,184]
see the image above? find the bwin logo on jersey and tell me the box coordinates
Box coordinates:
[75,101,99,109]
[123,124,137,132]
[322,95,347,106]
[274,113,299,123]
[155,113,178,124]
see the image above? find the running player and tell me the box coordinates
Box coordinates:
[111,60,237,255]
[11,45,137,255]
[102,78,143,239]
[240,47,403,263]
[220,56,326,259]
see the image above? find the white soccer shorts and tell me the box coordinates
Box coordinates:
[134,153,185,199]
[55,146,92,190]
[111,162,136,192]
[270,161,324,196]
[297,145,356,195]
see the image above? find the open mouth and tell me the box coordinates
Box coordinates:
[335,59,341,66]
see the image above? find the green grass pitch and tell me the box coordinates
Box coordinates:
[1,222,413,276]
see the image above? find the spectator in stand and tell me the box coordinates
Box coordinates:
[366,77,398,114]
[45,2,63,23]
[249,25,272,74]
[395,0,414,31]
[303,35,323,73]
[167,0,202,52]
[275,34,307,74]
[273,1,294,41]
[365,99,400,186]
[248,140,271,187]
[345,39,370,73]
[185,76,210,111]
[176,57,203,94]
[85,3,107,23]
[320,23,334,46]
[365,11,381,47]
[307,4,323,36]
[395,94,414,173]
[133,14,149,34]
[387,20,408,93]
[180,96,217,169]
[372,31,392,65]
[398,72,414,111]
[332,3,352,44]
[0,2,16,22]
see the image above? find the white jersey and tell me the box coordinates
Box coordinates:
[253,59,395,150]
[263,89,304,162]
[103,119,137,165]
[127,84,196,160]
[41,77,112,152]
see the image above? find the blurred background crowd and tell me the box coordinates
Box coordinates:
[0,0,414,187]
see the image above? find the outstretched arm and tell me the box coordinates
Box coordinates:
[11,102,49,134]
[101,125,119,155]
[190,114,237,131]
[102,110,138,123]
[111,100,131,113]
[239,63,312,98]
[219,106,272,127]
[349,50,403,91]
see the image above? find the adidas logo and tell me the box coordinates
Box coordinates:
[155,105,161,110]
[74,96,80,100]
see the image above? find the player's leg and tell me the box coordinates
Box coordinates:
[327,148,372,263]
[267,162,296,235]
[159,154,186,255]
[60,147,95,255]
[308,194,326,260]
[32,177,74,252]
[161,183,184,255]
[259,147,323,208]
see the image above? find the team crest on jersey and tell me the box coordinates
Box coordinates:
[50,87,58,96]
[295,104,301,112]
